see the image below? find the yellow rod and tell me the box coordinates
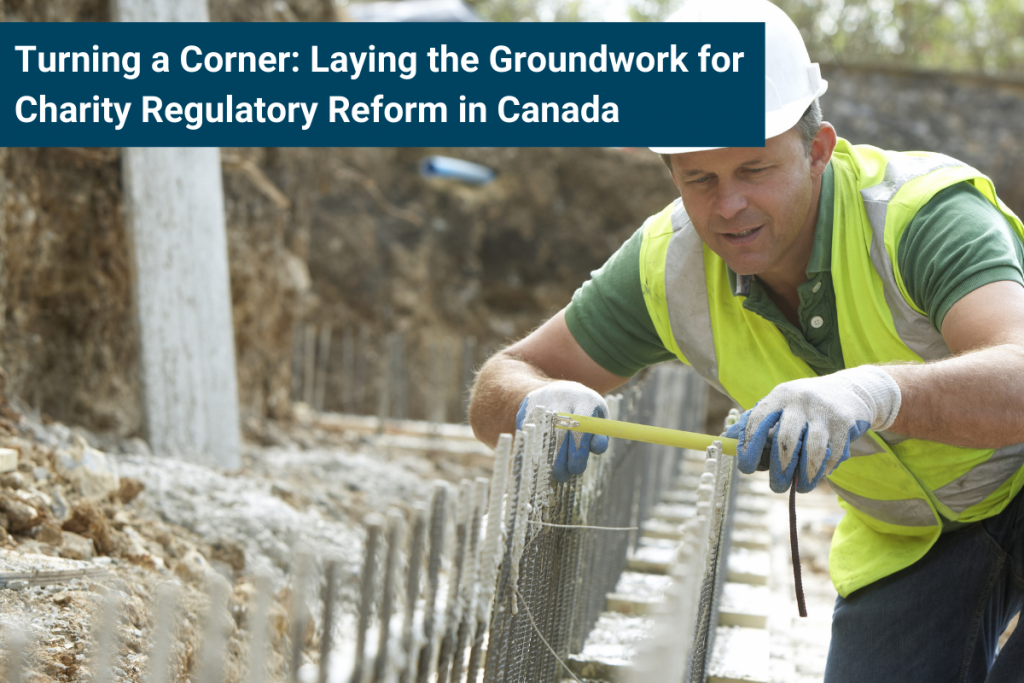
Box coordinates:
[555,413,738,456]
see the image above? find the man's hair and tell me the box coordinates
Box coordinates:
[660,99,823,173]
[795,99,822,155]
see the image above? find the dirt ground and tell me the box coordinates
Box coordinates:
[0,382,493,682]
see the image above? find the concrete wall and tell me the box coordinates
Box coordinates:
[821,65,1024,215]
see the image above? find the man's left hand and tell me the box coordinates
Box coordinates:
[726,365,902,493]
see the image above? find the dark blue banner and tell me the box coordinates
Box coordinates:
[1,22,764,147]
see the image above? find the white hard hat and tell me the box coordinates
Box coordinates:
[649,0,827,155]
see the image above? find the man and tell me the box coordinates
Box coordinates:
[467,1,1024,680]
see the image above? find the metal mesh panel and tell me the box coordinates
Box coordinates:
[29,363,719,683]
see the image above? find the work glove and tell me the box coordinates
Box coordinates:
[517,381,609,483]
[725,365,901,494]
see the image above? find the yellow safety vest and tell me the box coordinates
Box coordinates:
[639,138,1024,596]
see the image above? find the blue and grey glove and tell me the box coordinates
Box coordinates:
[516,381,609,483]
[726,366,901,493]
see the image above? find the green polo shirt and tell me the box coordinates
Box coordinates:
[565,162,1024,378]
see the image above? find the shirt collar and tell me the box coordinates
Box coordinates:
[728,160,835,297]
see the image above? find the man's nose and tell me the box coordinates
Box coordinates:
[714,181,749,220]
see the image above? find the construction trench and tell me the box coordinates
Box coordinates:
[0,363,798,683]
[3,2,1023,676]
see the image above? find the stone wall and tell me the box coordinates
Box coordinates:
[821,64,1024,215]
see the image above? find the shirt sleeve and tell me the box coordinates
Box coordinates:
[897,182,1024,333]
[564,226,677,377]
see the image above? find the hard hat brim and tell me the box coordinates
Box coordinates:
[649,79,827,156]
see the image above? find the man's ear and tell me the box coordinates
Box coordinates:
[810,122,837,178]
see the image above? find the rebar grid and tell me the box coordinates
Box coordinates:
[11,364,716,683]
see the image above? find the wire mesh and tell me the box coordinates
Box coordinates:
[6,362,728,683]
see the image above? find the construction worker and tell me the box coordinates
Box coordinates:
[468,0,1024,680]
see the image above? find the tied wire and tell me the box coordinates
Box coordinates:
[527,520,638,531]
[511,583,584,683]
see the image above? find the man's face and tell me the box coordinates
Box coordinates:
[668,129,820,278]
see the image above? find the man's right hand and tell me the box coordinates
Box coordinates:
[516,380,609,483]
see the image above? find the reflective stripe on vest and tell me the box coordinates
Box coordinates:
[827,480,937,527]
[652,153,1023,533]
[933,442,1024,514]
[860,153,960,361]
[663,199,728,397]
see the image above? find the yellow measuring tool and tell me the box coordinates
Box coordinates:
[554,412,739,456]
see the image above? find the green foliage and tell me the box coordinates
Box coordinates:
[627,0,679,23]
[464,0,588,22]
[467,0,1024,78]
[767,0,1024,78]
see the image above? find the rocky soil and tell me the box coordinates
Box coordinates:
[0,377,492,682]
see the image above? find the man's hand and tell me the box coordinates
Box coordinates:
[468,309,629,450]
[517,381,609,483]
[727,365,901,493]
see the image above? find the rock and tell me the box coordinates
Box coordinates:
[15,539,57,557]
[119,526,160,570]
[59,531,95,561]
[50,488,70,522]
[115,477,145,504]
[32,466,51,482]
[54,437,120,499]
[35,523,64,545]
[0,493,42,532]
[121,438,152,457]
[210,539,246,572]
[53,591,73,606]
[0,448,18,473]
[61,499,113,555]
[0,471,29,490]
[110,510,133,530]
[174,549,212,583]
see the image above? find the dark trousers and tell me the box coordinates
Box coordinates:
[824,488,1024,683]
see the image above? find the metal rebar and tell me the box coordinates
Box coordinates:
[467,434,512,683]
[246,574,273,683]
[303,323,317,406]
[196,575,232,683]
[291,324,304,401]
[436,481,472,682]
[398,505,427,683]
[342,326,355,413]
[483,430,527,683]
[314,324,333,411]
[356,325,370,413]
[394,332,408,421]
[318,560,338,683]
[290,552,313,683]
[451,478,488,683]
[144,582,179,683]
[460,336,477,423]
[3,623,28,683]
[416,482,448,683]
[428,341,442,425]
[90,590,120,683]
[352,515,384,683]
[377,334,392,429]
[373,509,406,683]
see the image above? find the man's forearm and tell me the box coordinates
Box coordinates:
[468,352,553,448]
[882,343,1024,449]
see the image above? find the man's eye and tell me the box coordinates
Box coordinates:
[690,175,711,184]
[747,167,766,174]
